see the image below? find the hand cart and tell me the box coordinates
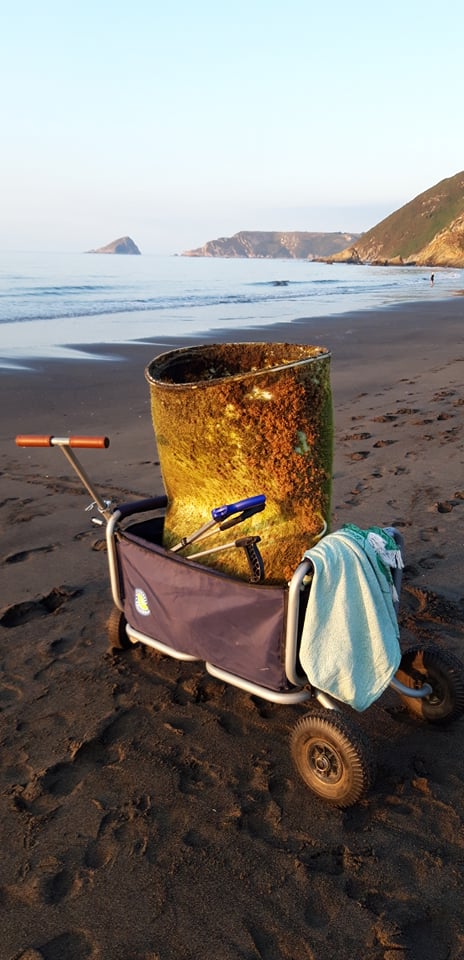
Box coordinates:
[15,434,464,807]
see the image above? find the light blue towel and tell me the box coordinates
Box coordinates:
[299,526,402,711]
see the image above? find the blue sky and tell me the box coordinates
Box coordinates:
[2,0,463,254]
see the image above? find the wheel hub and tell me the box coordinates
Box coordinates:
[309,742,342,784]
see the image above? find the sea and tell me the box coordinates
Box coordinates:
[1,251,462,369]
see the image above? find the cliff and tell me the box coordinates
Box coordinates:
[182,230,360,260]
[330,172,464,267]
[87,236,141,255]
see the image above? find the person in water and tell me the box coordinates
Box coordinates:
[430,273,435,284]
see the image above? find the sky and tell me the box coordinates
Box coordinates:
[2,0,463,255]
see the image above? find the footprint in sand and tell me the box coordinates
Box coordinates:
[371,414,398,422]
[84,799,153,868]
[178,754,222,796]
[419,526,439,541]
[3,544,57,565]
[0,679,24,705]
[403,584,462,623]
[341,432,372,441]
[440,426,460,442]
[432,389,456,400]
[19,931,95,960]
[10,864,76,907]
[0,586,81,628]
[418,552,446,570]
[36,724,129,803]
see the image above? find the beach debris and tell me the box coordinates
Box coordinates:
[146,342,333,583]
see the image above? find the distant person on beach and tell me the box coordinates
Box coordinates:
[430,273,435,284]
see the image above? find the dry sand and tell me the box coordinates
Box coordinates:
[1,299,463,960]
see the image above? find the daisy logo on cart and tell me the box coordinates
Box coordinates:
[135,588,151,616]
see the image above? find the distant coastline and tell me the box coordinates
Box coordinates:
[181,171,464,267]
[182,230,359,260]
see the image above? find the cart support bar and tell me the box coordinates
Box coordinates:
[16,435,109,449]
[390,676,433,698]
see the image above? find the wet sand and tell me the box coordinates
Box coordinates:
[1,298,464,960]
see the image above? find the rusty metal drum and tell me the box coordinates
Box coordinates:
[145,342,333,584]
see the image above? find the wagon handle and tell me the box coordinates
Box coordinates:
[15,434,112,519]
[16,435,109,449]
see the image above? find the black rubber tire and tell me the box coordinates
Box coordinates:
[290,710,375,807]
[395,645,464,724]
[106,607,133,650]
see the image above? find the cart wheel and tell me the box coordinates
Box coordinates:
[395,645,464,724]
[106,608,133,650]
[290,710,375,807]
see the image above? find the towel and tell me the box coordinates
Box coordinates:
[299,525,402,711]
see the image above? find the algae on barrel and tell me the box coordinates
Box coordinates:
[145,342,333,584]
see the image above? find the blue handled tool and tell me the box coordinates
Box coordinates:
[211,494,266,523]
[171,495,266,552]
[170,495,266,583]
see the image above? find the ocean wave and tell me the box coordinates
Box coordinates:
[1,254,462,360]
[0,285,356,325]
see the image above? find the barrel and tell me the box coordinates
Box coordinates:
[145,342,333,584]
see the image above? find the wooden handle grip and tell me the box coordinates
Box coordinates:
[16,435,110,449]
[16,435,53,447]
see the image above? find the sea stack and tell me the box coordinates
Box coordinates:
[87,236,141,254]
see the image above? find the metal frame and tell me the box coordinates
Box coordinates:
[15,435,434,709]
[105,507,432,706]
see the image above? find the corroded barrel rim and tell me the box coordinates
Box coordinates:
[145,341,331,390]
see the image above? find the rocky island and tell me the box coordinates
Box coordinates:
[87,236,141,255]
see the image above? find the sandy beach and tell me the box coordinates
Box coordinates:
[1,298,464,960]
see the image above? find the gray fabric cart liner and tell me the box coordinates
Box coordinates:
[116,528,290,691]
